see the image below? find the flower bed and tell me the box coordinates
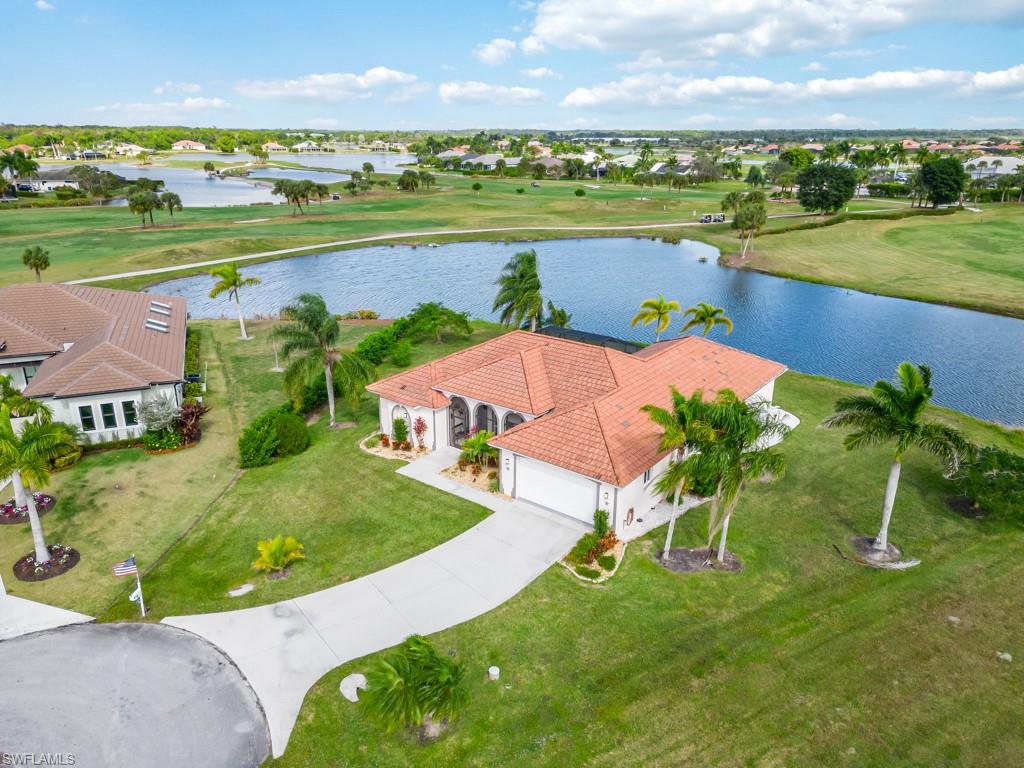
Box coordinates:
[359,433,422,462]
[442,462,505,495]
[0,493,56,526]
[561,527,624,583]
[12,544,80,582]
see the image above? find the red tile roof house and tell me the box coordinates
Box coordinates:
[0,284,187,443]
[171,139,207,151]
[368,331,790,538]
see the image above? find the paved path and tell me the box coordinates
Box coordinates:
[164,452,586,758]
[0,623,269,768]
[0,593,92,640]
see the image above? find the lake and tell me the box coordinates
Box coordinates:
[172,151,418,173]
[152,238,1024,425]
[244,167,350,184]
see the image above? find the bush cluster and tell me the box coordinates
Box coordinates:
[955,446,1024,522]
[866,182,911,198]
[142,429,184,451]
[238,404,311,468]
[338,309,380,320]
[184,327,200,376]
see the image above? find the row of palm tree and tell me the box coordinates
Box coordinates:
[631,297,733,341]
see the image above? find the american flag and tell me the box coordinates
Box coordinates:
[112,556,138,577]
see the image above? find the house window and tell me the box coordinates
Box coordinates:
[100,402,117,429]
[22,365,37,383]
[122,400,138,426]
[643,468,652,484]
[78,405,96,432]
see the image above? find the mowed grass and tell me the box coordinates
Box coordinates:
[272,373,1024,768]
[100,320,501,620]
[713,204,1024,317]
[0,175,903,286]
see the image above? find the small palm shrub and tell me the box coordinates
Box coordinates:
[251,535,305,573]
[593,509,609,537]
[459,430,496,467]
[364,635,468,737]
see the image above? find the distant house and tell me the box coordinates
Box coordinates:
[4,144,35,155]
[0,284,187,443]
[496,139,511,151]
[901,139,921,150]
[760,144,780,155]
[462,153,508,170]
[114,143,150,157]
[261,141,288,152]
[530,156,564,176]
[801,143,825,153]
[291,141,321,152]
[609,153,641,168]
[437,150,465,161]
[968,155,1024,177]
[927,143,954,153]
[171,140,207,151]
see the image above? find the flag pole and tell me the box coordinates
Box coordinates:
[133,553,146,618]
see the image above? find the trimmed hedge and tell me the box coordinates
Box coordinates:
[238,404,311,468]
[273,411,311,457]
[184,327,200,376]
[760,206,958,238]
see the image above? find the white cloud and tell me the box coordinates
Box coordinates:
[153,81,201,95]
[306,118,339,129]
[236,67,418,102]
[521,66,561,79]
[474,38,517,65]
[35,0,55,10]
[520,35,546,55]
[801,61,826,72]
[85,97,229,124]
[617,53,716,72]
[438,81,544,105]
[522,1,1023,60]
[560,65,1024,109]
[827,44,907,59]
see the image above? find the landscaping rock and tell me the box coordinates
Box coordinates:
[340,673,367,702]
[947,616,961,625]
[997,652,1012,663]
[227,583,254,598]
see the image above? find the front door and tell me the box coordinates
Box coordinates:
[450,398,470,446]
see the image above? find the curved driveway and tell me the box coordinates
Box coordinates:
[0,623,269,768]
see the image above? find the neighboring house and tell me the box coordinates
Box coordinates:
[114,143,151,157]
[292,141,321,152]
[262,141,288,152]
[529,156,563,175]
[3,144,35,155]
[369,331,786,536]
[968,155,1024,176]
[171,140,207,151]
[760,144,780,155]
[436,150,464,161]
[0,285,187,443]
[801,143,825,153]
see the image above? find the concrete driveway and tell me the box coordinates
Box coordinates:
[0,623,269,768]
[164,472,585,758]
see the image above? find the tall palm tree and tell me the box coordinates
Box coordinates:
[681,302,733,336]
[822,362,969,554]
[836,140,854,163]
[684,392,788,562]
[0,405,77,564]
[21,246,50,282]
[160,191,182,220]
[272,293,374,427]
[630,294,680,342]
[889,142,908,178]
[642,389,714,560]
[544,300,572,328]
[493,250,544,332]
[821,144,841,166]
[208,263,261,340]
[720,190,745,214]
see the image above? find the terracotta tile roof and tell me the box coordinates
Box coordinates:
[370,331,787,486]
[0,284,187,399]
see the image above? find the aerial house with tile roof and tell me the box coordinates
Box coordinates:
[368,331,787,536]
[0,284,187,443]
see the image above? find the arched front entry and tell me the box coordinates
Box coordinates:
[474,404,498,434]
[503,412,524,431]
[449,397,470,446]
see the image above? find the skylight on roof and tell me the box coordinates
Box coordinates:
[149,305,171,317]
[144,318,169,333]
[150,300,173,310]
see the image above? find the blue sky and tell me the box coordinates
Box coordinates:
[8,0,1023,130]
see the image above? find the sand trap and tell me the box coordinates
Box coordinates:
[235,218,271,224]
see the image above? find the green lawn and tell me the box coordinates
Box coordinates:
[272,372,1024,768]
[711,204,1024,317]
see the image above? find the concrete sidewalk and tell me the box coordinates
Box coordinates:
[164,461,585,758]
[0,593,92,641]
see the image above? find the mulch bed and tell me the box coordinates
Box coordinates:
[947,495,986,519]
[12,544,80,582]
[659,546,743,573]
[0,494,56,526]
[848,535,902,563]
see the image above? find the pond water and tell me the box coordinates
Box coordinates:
[152,238,1024,425]
[244,167,350,184]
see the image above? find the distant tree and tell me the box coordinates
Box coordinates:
[471,181,482,195]
[732,201,768,258]
[362,161,374,177]
[745,165,764,187]
[159,191,182,220]
[203,161,216,176]
[820,144,841,166]
[128,190,161,226]
[208,263,262,340]
[418,171,435,191]
[630,294,680,342]
[720,191,745,214]
[493,250,544,332]
[406,302,472,344]
[779,146,815,170]
[21,246,50,282]
[397,170,420,192]
[495,158,507,178]
[919,157,967,206]
[681,302,733,336]
[312,183,329,205]
[796,164,858,213]
[215,134,236,153]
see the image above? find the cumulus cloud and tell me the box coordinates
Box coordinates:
[522,0,1023,61]
[560,64,1024,109]
[801,61,827,72]
[85,97,228,124]
[520,35,546,55]
[438,81,544,105]
[819,112,878,128]
[35,0,55,10]
[236,67,418,102]
[153,81,201,95]
[521,66,561,79]
[474,38,517,65]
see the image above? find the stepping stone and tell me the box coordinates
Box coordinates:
[227,583,254,597]
[947,616,961,625]
[997,651,1013,663]
[340,673,367,702]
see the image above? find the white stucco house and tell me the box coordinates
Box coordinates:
[368,331,787,538]
[171,140,207,151]
[0,284,188,443]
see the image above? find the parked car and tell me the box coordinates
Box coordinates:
[700,213,727,223]
[531,181,541,187]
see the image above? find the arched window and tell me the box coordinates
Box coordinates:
[450,398,470,446]
[474,404,498,434]
[503,412,524,432]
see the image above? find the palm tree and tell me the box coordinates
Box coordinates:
[630,294,680,342]
[821,144,841,166]
[836,140,854,163]
[208,263,261,340]
[544,300,572,328]
[203,161,216,176]
[685,392,787,562]
[128,190,159,227]
[272,293,374,427]
[733,201,767,258]
[493,250,544,332]
[0,405,77,564]
[822,362,970,554]
[362,161,374,177]
[720,190,745,214]
[160,191,182,220]
[889,142,908,178]
[681,302,733,336]
[642,389,714,560]
[495,158,507,178]
[21,246,50,282]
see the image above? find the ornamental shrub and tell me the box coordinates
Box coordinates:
[273,412,310,457]
[593,509,610,537]
[569,532,602,564]
[390,340,413,367]
[355,326,399,364]
[142,429,183,451]
[238,405,291,467]
[597,554,616,571]
[184,327,200,376]
[392,417,409,444]
[575,564,601,580]
[955,446,1024,522]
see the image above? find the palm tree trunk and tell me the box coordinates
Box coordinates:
[324,362,337,427]
[235,296,249,340]
[12,471,48,563]
[874,458,902,551]
[716,512,731,562]
[529,315,537,333]
[35,269,41,283]
[661,480,683,560]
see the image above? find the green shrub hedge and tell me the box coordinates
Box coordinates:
[273,411,311,457]
[184,327,200,376]
[238,404,311,467]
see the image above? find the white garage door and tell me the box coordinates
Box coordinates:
[515,456,597,524]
